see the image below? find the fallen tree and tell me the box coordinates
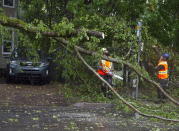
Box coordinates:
[51,28,178,107]
[74,46,179,106]
[0,14,178,105]
[0,14,178,121]
[75,46,179,122]
[0,15,104,39]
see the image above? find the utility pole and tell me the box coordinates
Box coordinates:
[132,20,143,99]
[132,20,143,119]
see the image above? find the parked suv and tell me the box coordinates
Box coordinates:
[6,47,51,84]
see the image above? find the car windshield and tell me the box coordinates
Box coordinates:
[11,48,42,61]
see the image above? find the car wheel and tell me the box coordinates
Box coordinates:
[6,67,13,84]
[6,75,11,83]
[40,77,50,85]
[45,75,51,84]
[46,77,50,84]
[6,74,15,83]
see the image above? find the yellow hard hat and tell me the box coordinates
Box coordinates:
[102,48,107,52]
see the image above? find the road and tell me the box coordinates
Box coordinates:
[0,83,178,131]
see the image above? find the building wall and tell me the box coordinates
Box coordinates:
[0,0,18,69]
[0,0,18,17]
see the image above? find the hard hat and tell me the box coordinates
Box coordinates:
[102,48,107,52]
[101,48,109,54]
[162,53,170,59]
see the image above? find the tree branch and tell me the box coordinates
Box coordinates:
[0,14,177,106]
[54,38,179,106]
[0,15,104,38]
[74,46,179,106]
[75,47,179,122]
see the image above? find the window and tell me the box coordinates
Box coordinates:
[3,0,15,8]
[2,40,13,55]
[2,29,14,56]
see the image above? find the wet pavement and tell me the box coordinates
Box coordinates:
[0,83,178,131]
[0,105,142,131]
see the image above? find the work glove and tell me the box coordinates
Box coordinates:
[108,72,113,76]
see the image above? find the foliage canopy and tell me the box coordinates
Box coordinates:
[0,0,178,84]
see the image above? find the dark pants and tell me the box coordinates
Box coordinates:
[157,79,169,99]
[100,75,113,98]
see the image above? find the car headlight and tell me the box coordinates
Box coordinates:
[10,61,18,66]
[40,62,49,67]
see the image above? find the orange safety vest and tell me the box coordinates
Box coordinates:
[157,61,168,79]
[97,60,113,75]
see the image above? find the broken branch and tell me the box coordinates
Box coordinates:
[75,46,179,106]
[0,15,104,38]
[75,47,179,122]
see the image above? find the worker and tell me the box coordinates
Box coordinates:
[97,48,114,98]
[156,53,169,101]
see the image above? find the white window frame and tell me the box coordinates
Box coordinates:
[2,30,15,55]
[3,0,15,8]
[2,40,14,55]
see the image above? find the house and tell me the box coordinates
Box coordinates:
[0,0,18,71]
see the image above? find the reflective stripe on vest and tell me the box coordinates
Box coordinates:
[157,61,168,79]
[101,60,112,73]
[97,60,112,75]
